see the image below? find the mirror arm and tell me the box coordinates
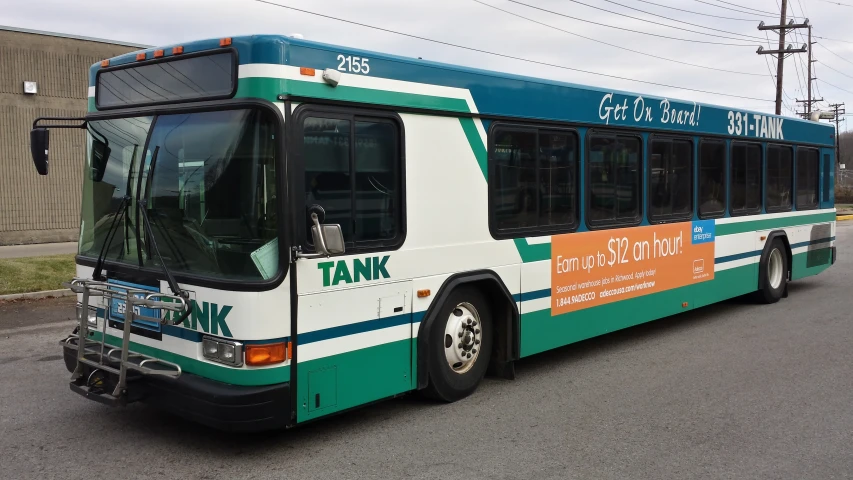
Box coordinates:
[296,213,331,259]
[32,117,87,130]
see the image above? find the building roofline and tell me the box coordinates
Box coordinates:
[0,25,150,49]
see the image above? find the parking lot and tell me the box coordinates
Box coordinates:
[1,224,851,480]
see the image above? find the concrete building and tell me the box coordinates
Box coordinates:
[0,26,145,245]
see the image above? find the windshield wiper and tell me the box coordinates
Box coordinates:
[138,146,191,323]
[93,195,130,281]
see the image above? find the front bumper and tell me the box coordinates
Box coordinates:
[62,341,291,432]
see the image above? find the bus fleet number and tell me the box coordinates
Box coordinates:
[337,55,370,74]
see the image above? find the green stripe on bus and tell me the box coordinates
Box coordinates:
[296,337,415,423]
[89,331,289,386]
[236,77,470,113]
[791,247,832,280]
[458,118,487,179]
[716,212,835,236]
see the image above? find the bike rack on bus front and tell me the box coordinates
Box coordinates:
[61,278,188,405]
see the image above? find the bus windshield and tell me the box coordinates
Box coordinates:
[79,108,279,281]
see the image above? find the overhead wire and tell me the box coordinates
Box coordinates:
[818,60,853,81]
[506,0,757,46]
[472,0,765,76]
[532,0,764,42]
[816,42,853,68]
[628,0,763,21]
[704,0,781,16]
[691,0,801,18]
[574,0,767,40]
[820,78,853,95]
[252,0,774,102]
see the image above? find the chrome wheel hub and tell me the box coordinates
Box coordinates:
[443,302,482,374]
[768,248,784,289]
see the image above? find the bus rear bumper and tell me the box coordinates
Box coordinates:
[62,344,291,432]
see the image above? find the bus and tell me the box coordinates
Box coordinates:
[30,34,837,432]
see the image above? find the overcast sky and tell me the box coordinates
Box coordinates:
[2,0,851,126]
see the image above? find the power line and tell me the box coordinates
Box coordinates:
[578,0,766,40]
[507,0,756,46]
[816,42,853,68]
[629,0,763,21]
[472,0,765,76]
[705,0,779,15]
[821,78,853,95]
[814,35,853,45]
[252,0,774,102]
[811,0,853,7]
[818,60,853,81]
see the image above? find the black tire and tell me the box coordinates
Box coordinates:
[422,286,493,402]
[755,238,788,304]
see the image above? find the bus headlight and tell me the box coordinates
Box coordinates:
[202,337,243,367]
[76,302,98,327]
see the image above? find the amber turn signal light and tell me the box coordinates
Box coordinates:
[299,67,316,76]
[417,289,431,298]
[245,342,288,366]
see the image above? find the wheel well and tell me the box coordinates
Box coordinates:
[760,231,793,288]
[416,271,519,390]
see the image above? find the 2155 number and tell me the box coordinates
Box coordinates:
[337,54,370,74]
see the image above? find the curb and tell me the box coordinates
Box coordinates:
[837,214,853,221]
[0,289,74,302]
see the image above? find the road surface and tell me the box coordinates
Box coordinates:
[0,225,851,479]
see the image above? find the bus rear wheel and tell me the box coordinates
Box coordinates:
[423,286,492,402]
[755,238,788,304]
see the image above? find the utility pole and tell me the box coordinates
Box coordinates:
[829,103,846,164]
[807,25,814,115]
[757,4,809,115]
[796,97,823,119]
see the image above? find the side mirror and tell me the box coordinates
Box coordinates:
[309,207,345,256]
[90,139,111,182]
[30,128,49,175]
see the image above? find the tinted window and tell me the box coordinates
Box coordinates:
[730,142,762,215]
[649,137,692,222]
[823,153,831,202]
[490,127,578,235]
[97,52,235,109]
[302,114,401,248]
[765,145,793,212]
[797,148,819,210]
[588,133,641,227]
[698,140,726,218]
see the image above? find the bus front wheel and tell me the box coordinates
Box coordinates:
[755,238,788,304]
[423,286,493,402]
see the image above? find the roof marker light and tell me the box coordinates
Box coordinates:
[135,53,146,61]
[220,37,232,47]
[172,46,184,55]
[153,49,164,58]
[100,60,109,67]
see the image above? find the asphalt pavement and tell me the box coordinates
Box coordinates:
[0,225,851,480]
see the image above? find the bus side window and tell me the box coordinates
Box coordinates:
[730,142,762,216]
[488,126,578,237]
[796,147,819,210]
[698,140,726,219]
[648,136,692,223]
[765,144,793,213]
[587,132,641,228]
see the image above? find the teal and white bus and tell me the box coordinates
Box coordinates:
[30,35,836,431]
